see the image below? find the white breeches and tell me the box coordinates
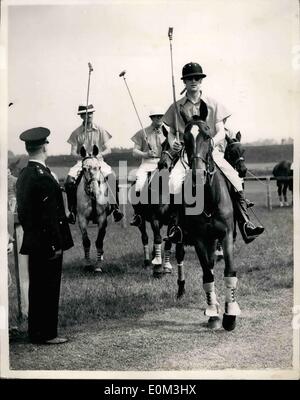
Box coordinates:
[169,149,243,194]
[68,158,112,179]
[135,158,160,192]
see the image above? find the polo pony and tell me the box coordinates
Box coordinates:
[272,160,293,207]
[173,115,241,331]
[77,145,111,272]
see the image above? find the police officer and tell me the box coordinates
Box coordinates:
[16,127,74,345]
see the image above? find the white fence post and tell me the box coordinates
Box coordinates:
[266,177,272,211]
[119,183,128,228]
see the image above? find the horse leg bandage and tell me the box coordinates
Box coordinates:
[224,276,241,316]
[203,282,220,317]
[163,249,172,272]
[177,262,185,281]
[152,244,162,265]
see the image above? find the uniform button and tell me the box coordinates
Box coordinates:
[59,221,62,224]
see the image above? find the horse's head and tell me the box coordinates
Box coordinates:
[182,113,214,181]
[158,139,175,171]
[80,145,102,185]
[224,132,247,178]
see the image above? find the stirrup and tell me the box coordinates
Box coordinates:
[113,209,124,222]
[130,214,142,227]
[246,199,255,208]
[241,222,264,243]
[164,225,183,244]
[67,212,76,224]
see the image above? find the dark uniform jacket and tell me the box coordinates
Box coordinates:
[16,161,73,257]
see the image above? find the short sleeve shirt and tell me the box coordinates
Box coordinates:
[67,123,112,155]
[131,125,166,158]
[164,93,231,140]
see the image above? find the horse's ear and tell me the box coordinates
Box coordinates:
[225,134,233,144]
[236,131,242,142]
[92,145,99,157]
[80,146,87,158]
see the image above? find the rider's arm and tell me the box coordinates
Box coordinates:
[132,143,149,159]
[70,143,79,157]
[100,142,112,157]
[212,121,226,148]
[168,130,182,152]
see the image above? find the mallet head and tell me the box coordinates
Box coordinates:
[168,27,173,40]
[119,70,126,77]
[88,62,93,72]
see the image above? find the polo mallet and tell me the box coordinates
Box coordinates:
[84,62,93,135]
[168,27,180,142]
[119,70,151,151]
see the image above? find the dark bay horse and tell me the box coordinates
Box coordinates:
[128,165,173,276]
[174,116,241,331]
[77,145,111,272]
[272,160,293,207]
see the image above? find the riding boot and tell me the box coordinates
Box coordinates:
[106,173,124,222]
[111,204,124,222]
[233,190,264,244]
[64,176,77,224]
[130,195,143,227]
[164,193,183,244]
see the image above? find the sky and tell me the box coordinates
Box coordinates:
[3,0,300,155]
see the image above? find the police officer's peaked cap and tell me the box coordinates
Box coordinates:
[181,62,206,80]
[19,127,50,145]
[77,104,95,115]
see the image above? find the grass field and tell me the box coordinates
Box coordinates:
[7,180,294,373]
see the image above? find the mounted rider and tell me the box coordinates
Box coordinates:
[163,62,264,244]
[130,108,169,227]
[64,104,123,224]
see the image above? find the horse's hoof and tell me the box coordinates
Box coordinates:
[144,259,151,268]
[176,288,185,299]
[84,265,94,272]
[153,264,164,278]
[222,314,237,331]
[207,316,222,330]
[177,281,185,299]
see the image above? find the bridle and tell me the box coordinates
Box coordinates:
[225,142,245,170]
[187,134,216,186]
[81,156,101,198]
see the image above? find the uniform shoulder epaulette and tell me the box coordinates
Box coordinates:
[34,164,45,176]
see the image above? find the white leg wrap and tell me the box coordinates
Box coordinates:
[203,282,220,317]
[224,276,241,316]
[177,263,185,281]
[163,249,172,272]
[152,244,162,265]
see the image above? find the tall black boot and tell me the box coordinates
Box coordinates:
[164,194,183,244]
[234,191,264,244]
[64,176,77,224]
[130,188,143,227]
[106,173,124,222]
